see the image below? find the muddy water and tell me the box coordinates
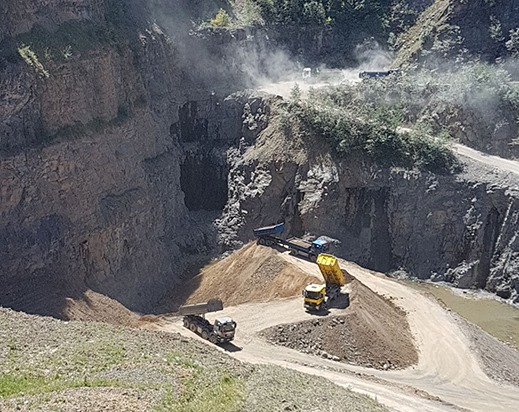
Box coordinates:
[403,281,519,350]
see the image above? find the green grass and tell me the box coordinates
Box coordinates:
[156,371,244,412]
[0,311,388,411]
[70,342,127,372]
[0,375,47,398]
[166,352,203,370]
[0,374,121,399]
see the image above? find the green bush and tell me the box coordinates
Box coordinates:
[284,62,519,173]
[17,45,49,77]
[211,9,232,27]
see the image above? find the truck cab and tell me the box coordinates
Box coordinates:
[303,254,346,312]
[214,317,236,341]
[310,239,329,255]
[303,283,327,311]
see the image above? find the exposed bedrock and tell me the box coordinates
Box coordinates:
[220,124,519,303]
[0,0,273,316]
[2,0,519,317]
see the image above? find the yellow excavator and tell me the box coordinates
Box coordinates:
[303,254,346,312]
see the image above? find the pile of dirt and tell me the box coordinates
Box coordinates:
[263,280,418,370]
[63,290,139,327]
[170,242,320,309]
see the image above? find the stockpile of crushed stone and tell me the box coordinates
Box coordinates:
[169,242,320,309]
[263,280,418,370]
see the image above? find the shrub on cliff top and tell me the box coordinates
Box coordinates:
[283,75,462,174]
[287,95,457,174]
[211,9,232,27]
[293,62,519,172]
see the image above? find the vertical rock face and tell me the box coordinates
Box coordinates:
[0,0,261,315]
[0,0,105,40]
[222,115,519,303]
[0,109,184,315]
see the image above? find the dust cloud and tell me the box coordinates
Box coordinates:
[257,40,394,99]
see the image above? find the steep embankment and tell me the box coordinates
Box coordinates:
[395,0,519,64]
[391,1,519,160]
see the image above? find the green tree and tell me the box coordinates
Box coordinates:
[303,1,327,24]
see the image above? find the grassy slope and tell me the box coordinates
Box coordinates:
[394,0,451,66]
[0,308,387,411]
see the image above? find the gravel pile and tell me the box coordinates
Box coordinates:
[263,280,418,370]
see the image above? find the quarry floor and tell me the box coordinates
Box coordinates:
[159,244,519,412]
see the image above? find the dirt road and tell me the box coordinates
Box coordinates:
[161,252,519,411]
[453,143,519,176]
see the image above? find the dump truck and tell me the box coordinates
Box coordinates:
[359,69,400,79]
[253,223,329,261]
[179,298,236,344]
[303,254,346,312]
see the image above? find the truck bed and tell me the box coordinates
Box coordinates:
[317,254,345,286]
[286,237,312,251]
[253,223,285,237]
[178,298,224,315]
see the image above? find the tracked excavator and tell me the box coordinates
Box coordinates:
[179,298,236,344]
[303,254,346,312]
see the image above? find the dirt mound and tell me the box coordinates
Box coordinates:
[170,242,320,308]
[263,280,418,370]
[63,290,139,327]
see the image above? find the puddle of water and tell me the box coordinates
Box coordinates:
[402,280,519,350]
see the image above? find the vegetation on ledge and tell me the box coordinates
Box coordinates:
[283,61,519,172]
